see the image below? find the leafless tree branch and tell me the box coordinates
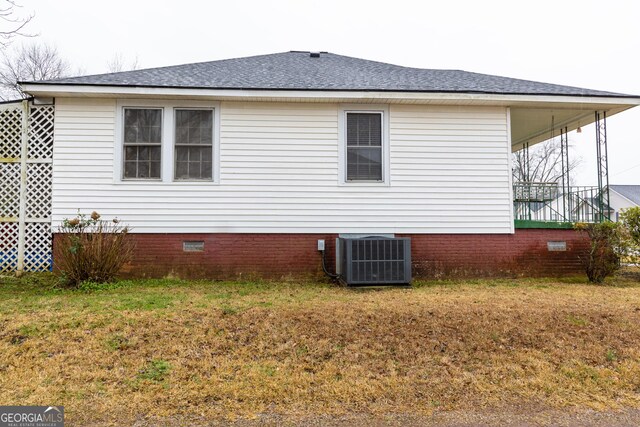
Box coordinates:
[0,1,35,48]
[512,139,582,185]
[106,52,140,73]
[0,42,71,100]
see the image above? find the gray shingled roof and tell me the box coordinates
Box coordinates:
[610,185,640,205]
[23,51,636,97]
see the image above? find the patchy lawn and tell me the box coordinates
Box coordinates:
[1,272,640,426]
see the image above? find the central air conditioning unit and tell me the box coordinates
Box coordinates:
[339,237,412,286]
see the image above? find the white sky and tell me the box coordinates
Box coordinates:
[23,0,640,185]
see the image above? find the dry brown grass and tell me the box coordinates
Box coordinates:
[1,272,640,425]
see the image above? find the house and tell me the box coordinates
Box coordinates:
[609,185,640,221]
[567,185,639,224]
[13,51,640,278]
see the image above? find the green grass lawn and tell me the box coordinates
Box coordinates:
[1,272,640,425]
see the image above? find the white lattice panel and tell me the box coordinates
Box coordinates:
[0,101,54,273]
[26,163,52,218]
[24,222,52,272]
[0,107,22,159]
[0,222,19,272]
[28,105,55,160]
[0,162,20,217]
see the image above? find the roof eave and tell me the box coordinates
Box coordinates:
[19,83,640,107]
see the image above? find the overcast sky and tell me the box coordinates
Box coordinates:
[22,0,640,185]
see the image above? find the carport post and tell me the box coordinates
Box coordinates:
[595,111,610,222]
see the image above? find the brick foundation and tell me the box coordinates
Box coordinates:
[52,229,589,280]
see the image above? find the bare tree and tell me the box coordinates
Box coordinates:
[0,42,71,99]
[0,1,34,48]
[106,52,139,73]
[512,139,581,184]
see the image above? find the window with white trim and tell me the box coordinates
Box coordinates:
[345,112,383,181]
[174,109,213,180]
[123,108,162,179]
[118,101,219,183]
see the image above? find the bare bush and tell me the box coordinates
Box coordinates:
[575,221,629,283]
[55,211,133,287]
[620,206,640,265]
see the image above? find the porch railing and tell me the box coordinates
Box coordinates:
[513,182,606,224]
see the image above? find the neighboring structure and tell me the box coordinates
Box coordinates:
[609,185,640,221]
[11,51,640,278]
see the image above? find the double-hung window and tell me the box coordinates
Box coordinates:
[174,109,213,180]
[119,101,218,182]
[123,108,162,179]
[345,111,384,182]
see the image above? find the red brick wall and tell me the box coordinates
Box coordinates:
[52,229,588,280]
[402,229,588,278]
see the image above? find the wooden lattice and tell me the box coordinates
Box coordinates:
[0,222,19,271]
[24,222,52,271]
[0,101,54,273]
[0,162,20,217]
[26,163,52,218]
[28,105,55,159]
[0,107,22,159]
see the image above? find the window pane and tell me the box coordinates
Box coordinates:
[176,110,189,128]
[138,162,150,178]
[347,113,381,147]
[202,161,212,178]
[124,161,137,178]
[124,108,162,144]
[187,126,200,144]
[201,131,213,145]
[124,109,138,133]
[202,148,212,163]
[138,146,149,161]
[189,146,201,162]
[189,162,201,176]
[175,146,212,180]
[347,147,382,181]
[149,126,161,143]
[175,109,213,145]
[176,161,188,179]
[176,126,188,144]
[176,147,188,162]
[150,161,161,178]
[124,127,137,143]
[150,146,161,161]
[141,109,161,128]
[124,146,137,160]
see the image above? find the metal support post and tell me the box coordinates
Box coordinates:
[595,111,610,222]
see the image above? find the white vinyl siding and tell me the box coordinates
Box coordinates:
[52,99,513,233]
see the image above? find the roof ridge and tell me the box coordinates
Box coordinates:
[18,51,640,99]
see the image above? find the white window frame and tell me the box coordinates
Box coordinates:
[121,106,164,181]
[115,99,221,184]
[173,107,215,182]
[338,104,390,186]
